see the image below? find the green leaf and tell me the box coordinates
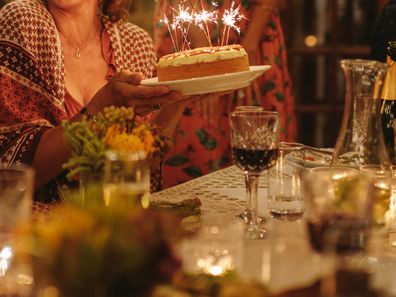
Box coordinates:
[275,92,285,102]
[165,155,190,166]
[241,0,250,10]
[268,20,277,30]
[274,56,281,67]
[195,128,208,144]
[262,81,276,94]
[220,155,232,166]
[204,138,217,150]
[183,166,203,178]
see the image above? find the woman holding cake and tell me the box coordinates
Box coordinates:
[154,0,296,188]
[0,0,188,202]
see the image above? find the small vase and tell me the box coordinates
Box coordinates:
[79,171,104,208]
[103,150,151,209]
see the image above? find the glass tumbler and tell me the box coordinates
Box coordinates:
[268,142,305,220]
[103,151,150,209]
[0,164,34,295]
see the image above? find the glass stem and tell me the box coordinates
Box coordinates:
[244,172,252,211]
[250,174,259,227]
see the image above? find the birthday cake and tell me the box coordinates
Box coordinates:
[157,44,250,82]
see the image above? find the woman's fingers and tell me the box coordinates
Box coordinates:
[127,91,183,108]
[114,70,144,84]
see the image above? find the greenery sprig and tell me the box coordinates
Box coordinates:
[63,106,170,180]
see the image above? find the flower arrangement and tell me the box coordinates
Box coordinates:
[62,106,170,180]
[24,205,186,297]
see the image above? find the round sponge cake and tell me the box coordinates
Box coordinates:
[157,44,250,82]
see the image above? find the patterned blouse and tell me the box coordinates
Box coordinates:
[0,0,157,202]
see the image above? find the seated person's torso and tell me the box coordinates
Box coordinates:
[62,32,108,107]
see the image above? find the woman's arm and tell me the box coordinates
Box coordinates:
[32,71,184,189]
[241,0,282,64]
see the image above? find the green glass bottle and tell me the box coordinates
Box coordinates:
[380,41,396,164]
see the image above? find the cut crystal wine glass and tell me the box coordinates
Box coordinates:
[229,110,280,239]
[234,105,264,223]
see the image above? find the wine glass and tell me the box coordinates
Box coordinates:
[234,105,264,223]
[229,110,280,240]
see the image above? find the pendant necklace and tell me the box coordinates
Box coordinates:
[58,24,96,59]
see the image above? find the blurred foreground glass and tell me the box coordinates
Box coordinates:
[181,218,244,276]
[103,151,150,209]
[302,166,376,297]
[360,165,391,227]
[332,60,389,167]
[0,165,34,296]
[268,142,305,220]
[234,105,264,223]
[229,110,280,240]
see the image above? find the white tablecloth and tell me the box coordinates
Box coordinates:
[152,165,396,295]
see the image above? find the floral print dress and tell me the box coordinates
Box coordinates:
[154,0,296,188]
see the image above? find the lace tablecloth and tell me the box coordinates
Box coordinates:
[153,165,320,293]
[152,165,396,296]
[152,165,267,218]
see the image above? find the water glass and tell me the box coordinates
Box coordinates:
[103,151,150,209]
[0,164,34,295]
[0,165,33,238]
[180,218,244,276]
[268,142,305,220]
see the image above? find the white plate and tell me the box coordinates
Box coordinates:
[287,148,333,168]
[140,65,271,96]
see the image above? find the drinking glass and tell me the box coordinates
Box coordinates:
[268,142,305,220]
[359,165,391,227]
[229,110,280,240]
[234,105,265,223]
[302,166,375,297]
[103,151,150,209]
[0,164,34,295]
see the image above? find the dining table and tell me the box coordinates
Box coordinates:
[152,164,396,296]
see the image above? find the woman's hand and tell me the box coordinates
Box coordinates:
[87,70,184,116]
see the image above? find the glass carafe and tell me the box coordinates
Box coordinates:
[332,59,389,167]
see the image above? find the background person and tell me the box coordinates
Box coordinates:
[154,0,296,188]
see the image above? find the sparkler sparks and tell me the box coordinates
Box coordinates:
[158,0,245,51]
[194,9,217,46]
[221,1,244,46]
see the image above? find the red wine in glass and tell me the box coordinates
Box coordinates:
[307,214,369,255]
[232,148,278,174]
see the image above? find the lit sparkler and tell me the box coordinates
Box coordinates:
[221,1,244,46]
[157,0,245,51]
[171,4,195,50]
[194,8,217,46]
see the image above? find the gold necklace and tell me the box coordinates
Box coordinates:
[58,25,97,59]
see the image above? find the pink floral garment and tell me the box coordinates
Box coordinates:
[0,0,157,202]
[154,0,296,188]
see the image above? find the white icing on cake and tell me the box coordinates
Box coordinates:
[158,44,247,68]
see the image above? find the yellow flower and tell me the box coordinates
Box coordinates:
[104,124,155,155]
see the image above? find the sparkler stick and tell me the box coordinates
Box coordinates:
[157,0,178,51]
[221,1,244,45]
[158,0,245,51]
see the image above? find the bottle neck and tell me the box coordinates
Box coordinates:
[381,53,396,100]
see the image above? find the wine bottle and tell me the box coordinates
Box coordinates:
[380,41,396,164]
